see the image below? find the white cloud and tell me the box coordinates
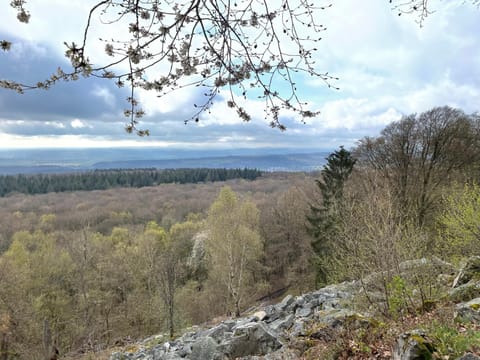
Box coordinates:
[70,119,90,129]
[45,121,65,129]
[92,86,115,108]
[0,0,479,149]
[314,99,401,131]
[218,135,255,143]
[0,133,180,149]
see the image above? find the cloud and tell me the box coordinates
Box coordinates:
[92,86,115,108]
[70,119,89,129]
[0,35,129,127]
[0,1,479,150]
[45,121,66,129]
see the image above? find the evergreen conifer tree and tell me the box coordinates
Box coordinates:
[307,146,356,285]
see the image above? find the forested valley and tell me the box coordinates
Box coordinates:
[1,106,480,359]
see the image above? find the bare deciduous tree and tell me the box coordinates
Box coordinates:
[390,0,480,25]
[355,106,480,227]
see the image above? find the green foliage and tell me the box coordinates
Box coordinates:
[3,230,76,353]
[3,138,480,359]
[316,146,357,207]
[430,323,480,358]
[307,146,356,285]
[437,183,480,261]
[387,275,414,318]
[206,186,264,316]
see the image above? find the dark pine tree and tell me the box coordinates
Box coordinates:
[307,146,356,285]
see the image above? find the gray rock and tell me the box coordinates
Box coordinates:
[239,347,299,359]
[392,329,436,360]
[220,322,282,358]
[176,345,190,358]
[275,294,295,312]
[294,296,305,307]
[295,305,313,318]
[455,297,480,324]
[142,334,166,347]
[263,305,279,323]
[399,257,455,275]
[289,319,306,337]
[316,308,352,327]
[457,353,480,360]
[190,336,219,360]
[399,258,429,272]
[252,310,267,321]
[201,323,231,342]
[109,273,358,360]
[449,280,480,302]
[233,318,258,330]
[269,314,294,333]
[110,352,127,360]
[305,297,320,308]
[453,256,480,288]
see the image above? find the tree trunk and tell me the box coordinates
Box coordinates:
[43,319,52,360]
[1,333,8,360]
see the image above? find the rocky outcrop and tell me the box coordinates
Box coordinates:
[110,281,359,360]
[110,256,480,360]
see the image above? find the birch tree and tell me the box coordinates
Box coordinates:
[206,186,263,317]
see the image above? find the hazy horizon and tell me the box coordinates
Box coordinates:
[0,147,331,174]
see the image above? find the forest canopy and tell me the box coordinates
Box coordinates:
[0,106,479,359]
[0,167,262,196]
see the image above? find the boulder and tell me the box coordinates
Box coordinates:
[449,280,480,303]
[275,295,295,312]
[295,304,313,318]
[453,256,480,288]
[399,257,455,275]
[201,323,233,343]
[269,313,294,333]
[240,347,300,359]
[252,310,268,322]
[454,297,480,324]
[392,329,436,360]
[190,336,219,360]
[219,322,282,358]
[262,305,280,323]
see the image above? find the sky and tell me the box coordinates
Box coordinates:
[0,0,479,152]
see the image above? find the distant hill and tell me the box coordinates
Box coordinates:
[0,150,328,175]
[93,153,327,172]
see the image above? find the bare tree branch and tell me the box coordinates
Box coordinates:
[1,1,476,134]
